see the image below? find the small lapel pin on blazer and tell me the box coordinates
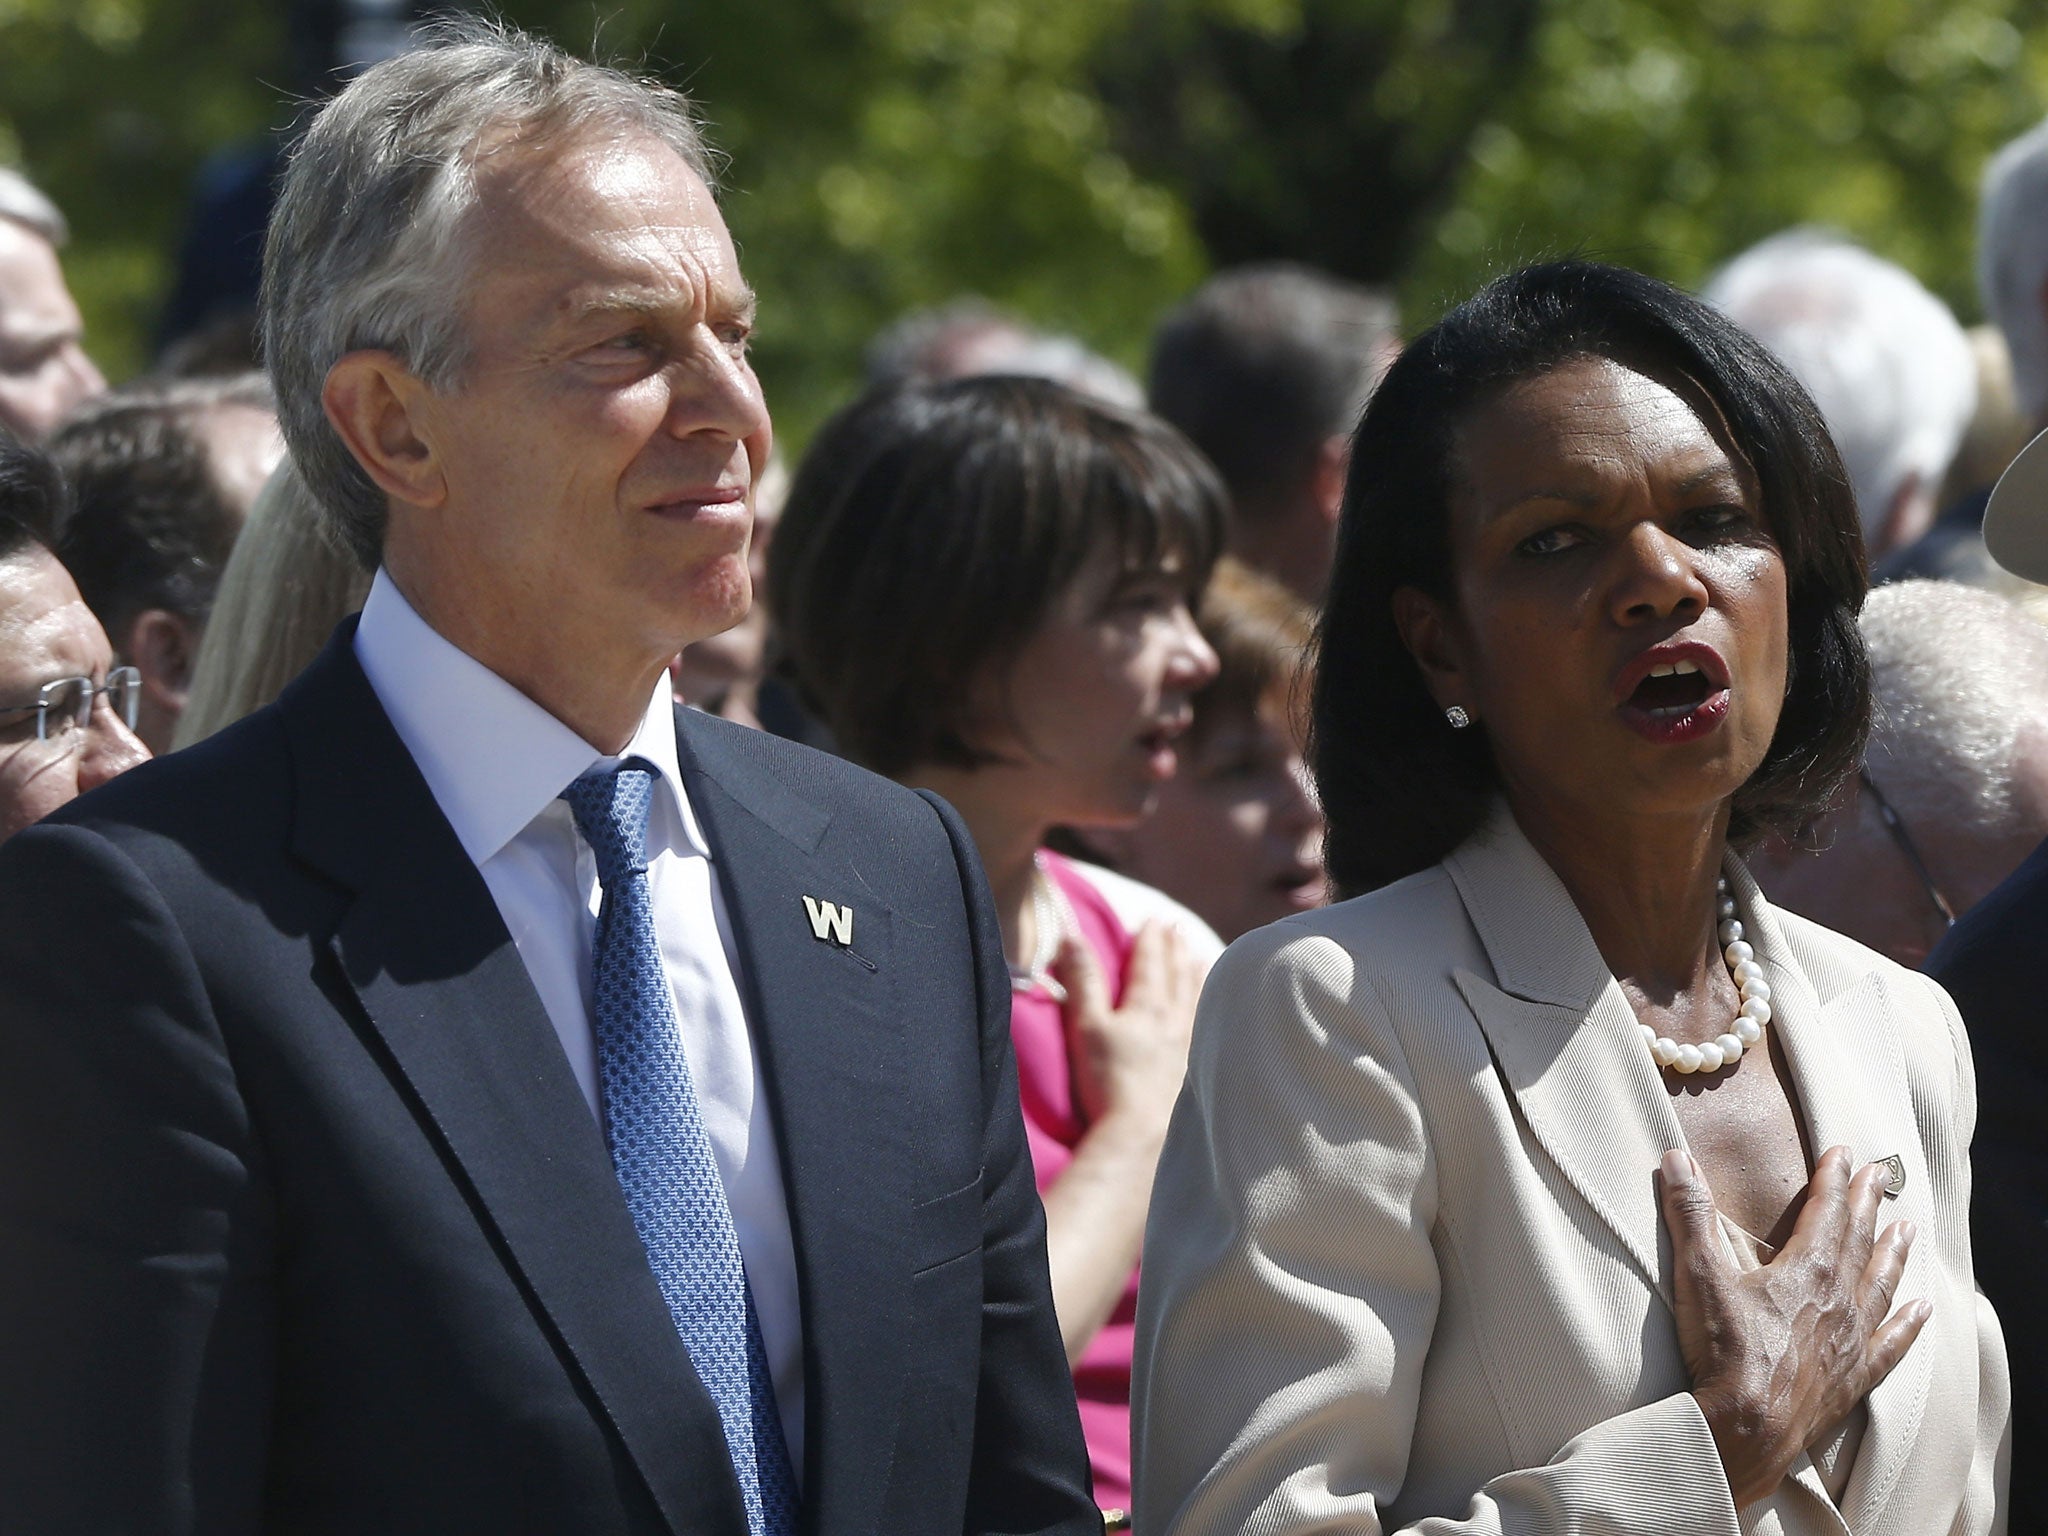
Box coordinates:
[1877,1153,1906,1198]
[802,895,854,948]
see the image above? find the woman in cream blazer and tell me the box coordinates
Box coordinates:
[1131,262,2008,1534]
[1133,808,2005,1533]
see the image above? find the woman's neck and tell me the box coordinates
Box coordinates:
[1507,785,1732,1002]
[902,763,1051,972]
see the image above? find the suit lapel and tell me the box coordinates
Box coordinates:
[1446,810,1934,1522]
[1445,811,1686,1298]
[280,633,746,1536]
[1731,869,1934,1531]
[675,712,909,1536]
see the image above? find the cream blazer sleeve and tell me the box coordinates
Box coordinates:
[1131,918,1739,1536]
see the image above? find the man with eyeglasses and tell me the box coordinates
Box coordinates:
[0,436,147,840]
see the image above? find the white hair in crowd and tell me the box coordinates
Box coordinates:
[1705,230,1975,544]
[1981,116,2048,424]
[0,166,66,246]
[1863,579,2048,837]
[260,15,717,569]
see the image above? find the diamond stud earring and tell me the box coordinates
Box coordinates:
[1445,705,1472,729]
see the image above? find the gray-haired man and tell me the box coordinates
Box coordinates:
[0,22,1095,1535]
[0,167,105,441]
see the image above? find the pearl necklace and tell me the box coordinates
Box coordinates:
[1639,878,1771,1075]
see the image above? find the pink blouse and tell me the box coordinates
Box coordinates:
[1009,850,1140,1510]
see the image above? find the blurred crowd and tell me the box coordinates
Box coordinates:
[3,19,2048,1534]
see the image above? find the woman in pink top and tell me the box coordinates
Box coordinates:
[770,375,1225,1513]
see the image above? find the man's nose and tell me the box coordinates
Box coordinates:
[666,339,770,447]
[77,704,150,794]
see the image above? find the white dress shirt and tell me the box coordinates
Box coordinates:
[354,569,805,1468]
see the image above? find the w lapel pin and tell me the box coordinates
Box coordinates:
[802,895,854,948]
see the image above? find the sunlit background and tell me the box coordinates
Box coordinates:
[3,0,2043,449]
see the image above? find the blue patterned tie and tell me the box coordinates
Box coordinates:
[561,759,799,1536]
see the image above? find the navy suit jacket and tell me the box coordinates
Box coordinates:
[1925,837,2048,1530]
[0,626,1096,1535]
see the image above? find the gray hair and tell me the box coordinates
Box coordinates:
[1148,262,1400,523]
[260,16,718,569]
[0,167,66,246]
[866,298,1144,408]
[1704,230,1975,541]
[1980,116,2048,423]
[1862,579,2048,836]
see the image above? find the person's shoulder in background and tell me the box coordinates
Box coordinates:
[1062,861,1225,971]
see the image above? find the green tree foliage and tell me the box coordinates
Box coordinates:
[3,0,2047,450]
[1402,0,2048,326]
[0,0,285,382]
[1095,0,1541,284]
[503,0,1210,444]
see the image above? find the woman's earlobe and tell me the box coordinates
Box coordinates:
[1391,585,1466,708]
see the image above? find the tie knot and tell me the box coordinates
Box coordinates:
[560,759,661,886]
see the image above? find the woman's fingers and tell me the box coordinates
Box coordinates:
[1838,1159,1890,1266]
[1051,931,1113,1025]
[1855,1219,1917,1320]
[1660,1149,1733,1305]
[1781,1144,1856,1258]
[1116,921,1178,1011]
[1860,1295,1934,1389]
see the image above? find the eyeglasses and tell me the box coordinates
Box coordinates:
[1859,765,1957,932]
[0,667,142,743]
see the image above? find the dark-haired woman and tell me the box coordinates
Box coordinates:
[770,375,1227,1512]
[1132,262,2008,1534]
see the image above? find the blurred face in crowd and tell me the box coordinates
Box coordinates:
[0,543,149,841]
[197,402,287,524]
[0,217,105,442]
[1399,354,1789,833]
[364,129,771,720]
[1112,682,1326,941]
[1751,742,2048,968]
[972,539,1219,830]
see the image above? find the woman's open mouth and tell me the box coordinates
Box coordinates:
[1618,659,1731,743]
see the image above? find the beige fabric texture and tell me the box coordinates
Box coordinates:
[1132,805,2009,1536]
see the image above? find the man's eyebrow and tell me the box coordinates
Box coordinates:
[715,283,759,325]
[556,281,758,332]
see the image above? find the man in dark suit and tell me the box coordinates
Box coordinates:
[0,20,1096,1535]
[1924,420,2048,1528]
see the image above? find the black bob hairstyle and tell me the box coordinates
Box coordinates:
[770,374,1228,777]
[1313,260,1870,897]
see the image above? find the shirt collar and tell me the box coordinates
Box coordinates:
[352,567,709,867]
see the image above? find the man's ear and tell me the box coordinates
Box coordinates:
[1875,470,1934,562]
[124,608,200,708]
[321,351,447,511]
[1390,585,1470,716]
